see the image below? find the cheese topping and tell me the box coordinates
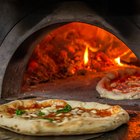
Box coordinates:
[5,101,117,124]
[8,106,115,124]
[41,106,57,115]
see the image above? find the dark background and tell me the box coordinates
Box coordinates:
[0,0,140,46]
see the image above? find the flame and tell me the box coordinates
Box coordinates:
[114,57,124,66]
[84,46,89,65]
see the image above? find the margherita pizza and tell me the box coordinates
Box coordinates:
[0,99,129,136]
[96,68,140,100]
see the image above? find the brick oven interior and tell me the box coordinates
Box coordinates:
[0,0,140,139]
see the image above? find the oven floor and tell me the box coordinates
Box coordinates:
[19,72,140,111]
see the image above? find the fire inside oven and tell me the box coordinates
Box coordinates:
[21,22,139,94]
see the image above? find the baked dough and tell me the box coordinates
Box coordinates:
[0,99,129,136]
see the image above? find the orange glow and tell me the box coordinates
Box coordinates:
[22,22,139,89]
[114,57,124,66]
[84,46,89,65]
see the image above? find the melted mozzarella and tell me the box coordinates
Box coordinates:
[41,106,57,115]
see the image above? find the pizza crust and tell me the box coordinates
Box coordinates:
[0,99,129,136]
[96,68,140,100]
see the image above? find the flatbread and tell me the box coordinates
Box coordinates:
[96,68,140,100]
[0,99,129,136]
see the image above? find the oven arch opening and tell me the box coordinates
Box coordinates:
[2,22,140,100]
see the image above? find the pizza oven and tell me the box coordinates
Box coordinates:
[0,0,140,139]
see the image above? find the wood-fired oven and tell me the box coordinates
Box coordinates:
[0,0,140,139]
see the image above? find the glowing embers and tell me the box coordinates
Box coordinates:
[22,22,137,87]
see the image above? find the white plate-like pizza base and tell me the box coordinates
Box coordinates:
[96,68,140,100]
[0,99,129,136]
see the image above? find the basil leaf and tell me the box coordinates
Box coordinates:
[56,104,72,114]
[15,109,25,115]
[38,111,45,116]
[44,118,54,122]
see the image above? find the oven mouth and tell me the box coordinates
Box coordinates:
[2,22,140,112]
[21,21,139,93]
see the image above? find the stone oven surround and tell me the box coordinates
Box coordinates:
[0,0,140,100]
